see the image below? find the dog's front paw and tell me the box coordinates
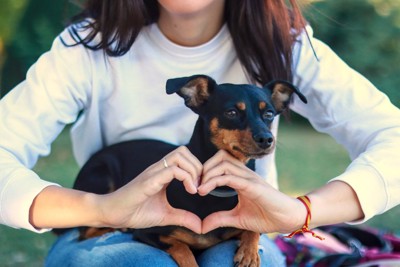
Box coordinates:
[234,231,260,267]
[234,244,260,267]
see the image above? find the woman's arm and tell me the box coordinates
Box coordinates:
[29,186,102,230]
[29,146,203,233]
[198,150,364,234]
[290,26,400,222]
[306,181,364,229]
[0,31,92,232]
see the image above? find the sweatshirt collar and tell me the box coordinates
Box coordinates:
[144,23,230,58]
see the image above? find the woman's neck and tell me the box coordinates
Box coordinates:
[157,1,225,47]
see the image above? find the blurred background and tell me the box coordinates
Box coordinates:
[0,0,399,266]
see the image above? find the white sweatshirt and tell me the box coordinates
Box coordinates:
[0,23,399,233]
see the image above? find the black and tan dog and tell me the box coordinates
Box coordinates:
[60,75,307,266]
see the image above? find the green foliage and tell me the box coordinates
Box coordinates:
[304,0,400,107]
[0,0,79,96]
[368,0,400,27]
[0,0,28,43]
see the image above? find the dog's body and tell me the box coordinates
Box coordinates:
[61,75,307,267]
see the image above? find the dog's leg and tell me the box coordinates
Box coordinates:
[234,231,260,267]
[160,235,198,267]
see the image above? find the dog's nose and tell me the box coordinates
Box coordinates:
[253,133,274,149]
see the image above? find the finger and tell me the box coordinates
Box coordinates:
[203,150,244,175]
[198,174,252,196]
[163,166,198,194]
[201,210,239,233]
[141,165,197,195]
[163,209,202,234]
[165,146,203,184]
[202,159,250,184]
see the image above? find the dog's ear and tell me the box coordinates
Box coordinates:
[264,80,307,113]
[166,75,217,112]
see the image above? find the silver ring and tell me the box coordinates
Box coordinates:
[163,158,168,168]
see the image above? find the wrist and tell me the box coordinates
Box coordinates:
[83,192,108,227]
[285,195,325,240]
[292,196,308,231]
[274,196,308,234]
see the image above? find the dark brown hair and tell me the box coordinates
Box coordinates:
[64,0,306,84]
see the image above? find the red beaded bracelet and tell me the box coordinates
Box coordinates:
[284,196,325,240]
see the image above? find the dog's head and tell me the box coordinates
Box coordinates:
[166,74,307,162]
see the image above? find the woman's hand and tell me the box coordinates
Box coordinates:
[198,150,306,234]
[97,146,203,234]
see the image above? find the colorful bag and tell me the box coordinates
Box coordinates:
[275,224,400,267]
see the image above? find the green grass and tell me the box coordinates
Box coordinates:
[1,121,399,266]
[277,120,351,194]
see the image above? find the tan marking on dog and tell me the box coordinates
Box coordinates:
[166,229,221,250]
[181,77,209,107]
[160,235,198,267]
[236,102,246,111]
[209,118,254,163]
[271,83,292,112]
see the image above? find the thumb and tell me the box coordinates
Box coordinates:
[201,210,238,234]
[165,209,202,234]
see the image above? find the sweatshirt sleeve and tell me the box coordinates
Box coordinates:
[290,26,400,223]
[0,29,92,232]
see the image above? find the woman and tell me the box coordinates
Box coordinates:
[0,0,399,266]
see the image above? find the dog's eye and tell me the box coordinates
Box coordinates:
[263,110,274,120]
[224,109,238,119]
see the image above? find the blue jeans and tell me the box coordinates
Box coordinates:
[45,229,285,266]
